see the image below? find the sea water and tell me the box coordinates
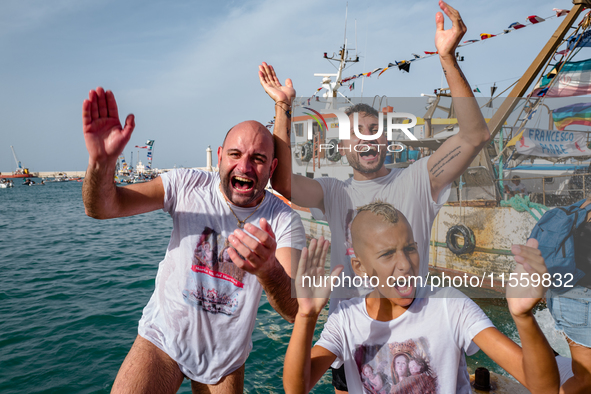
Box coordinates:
[0,181,564,393]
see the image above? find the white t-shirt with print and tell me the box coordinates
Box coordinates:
[315,287,494,394]
[138,169,306,384]
[315,158,450,306]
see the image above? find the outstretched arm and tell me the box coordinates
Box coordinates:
[284,238,341,394]
[82,87,164,219]
[474,239,559,394]
[259,63,325,210]
[427,1,490,201]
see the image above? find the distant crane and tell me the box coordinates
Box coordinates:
[11,146,23,170]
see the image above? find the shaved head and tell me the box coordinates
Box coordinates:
[222,121,274,158]
[351,202,409,259]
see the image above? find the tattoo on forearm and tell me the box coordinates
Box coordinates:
[453,62,469,85]
[429,146,462,178]
[442,63,469,86]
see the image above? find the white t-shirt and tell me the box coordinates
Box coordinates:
[138,169,305,384]
[315,287,494,394]
[315,158,450,306]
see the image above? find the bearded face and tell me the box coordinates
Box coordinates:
[342,112,388,175]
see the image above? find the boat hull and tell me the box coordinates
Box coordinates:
[1,173,39,178]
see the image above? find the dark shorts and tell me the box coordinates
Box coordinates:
[331,365,348,391]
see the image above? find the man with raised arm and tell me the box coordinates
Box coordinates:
[260,1,490,392]
[82,87,304,393]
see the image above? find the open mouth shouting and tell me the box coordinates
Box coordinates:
[359,145,379,161]
[393,278,414,297]
[231,175,255,193]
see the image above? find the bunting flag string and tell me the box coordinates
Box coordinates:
[309,8,567,97]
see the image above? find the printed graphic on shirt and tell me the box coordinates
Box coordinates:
[355,337,438,394]
[182,227,246,315]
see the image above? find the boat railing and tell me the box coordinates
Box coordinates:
[494,172,591,207]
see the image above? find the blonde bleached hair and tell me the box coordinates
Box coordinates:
[356,201,401,224]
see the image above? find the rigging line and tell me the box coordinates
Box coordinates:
[479,79,520,110]
[473,76,521,87]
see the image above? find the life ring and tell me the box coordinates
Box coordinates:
[325,139,341,162]
[299,142,313,162]
[446,225,476,255]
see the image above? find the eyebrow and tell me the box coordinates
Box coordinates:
[376,242,417,255]
[226,148,268,161]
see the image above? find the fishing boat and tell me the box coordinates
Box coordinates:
[1,146,39,179]
[283,0,591,289]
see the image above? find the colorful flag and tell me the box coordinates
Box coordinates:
[349,82,355,91]
[473,87,481,93]
[527,15,545,24]
[397,61,411,73]
[463,39,479,43]
[378,67,389,78]
[480,33,496,40]
[552,102,591,130]
[532,58,591,97]
[135,145,148,149]
[411,53,421,59]
[146,140,155,147]
[567,30,591,50]
[508,22,526,30]
[553,9,569,17]
[424,51,438,55]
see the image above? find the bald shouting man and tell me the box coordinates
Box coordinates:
[82,88,304,393]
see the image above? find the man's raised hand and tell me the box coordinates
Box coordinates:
[259,62,296,105]
[434,1,467,60]
[82,87,135,165]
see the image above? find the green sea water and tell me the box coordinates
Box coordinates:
[0,181,548,393]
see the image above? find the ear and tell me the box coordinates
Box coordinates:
[217,146,223,164]
[269,157,278,178]
[351,257,368,277]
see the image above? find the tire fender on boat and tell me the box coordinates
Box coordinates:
[299,142,313,162]
[446,224,476,255]
[325,138,341,162]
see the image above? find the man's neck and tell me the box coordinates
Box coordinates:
[352,166,390,181]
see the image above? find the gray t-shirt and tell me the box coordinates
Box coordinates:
[316,157,450,308]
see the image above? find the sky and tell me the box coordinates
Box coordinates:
[0,0,582,172]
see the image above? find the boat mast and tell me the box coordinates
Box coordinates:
[314,5,359,104]
[486,0,591,141]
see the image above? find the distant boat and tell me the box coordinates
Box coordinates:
[2,146,38,178]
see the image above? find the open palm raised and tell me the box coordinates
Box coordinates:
[258,62,296,105]
[82,87,135,164]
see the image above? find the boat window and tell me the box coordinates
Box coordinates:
[294,123,304,137]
